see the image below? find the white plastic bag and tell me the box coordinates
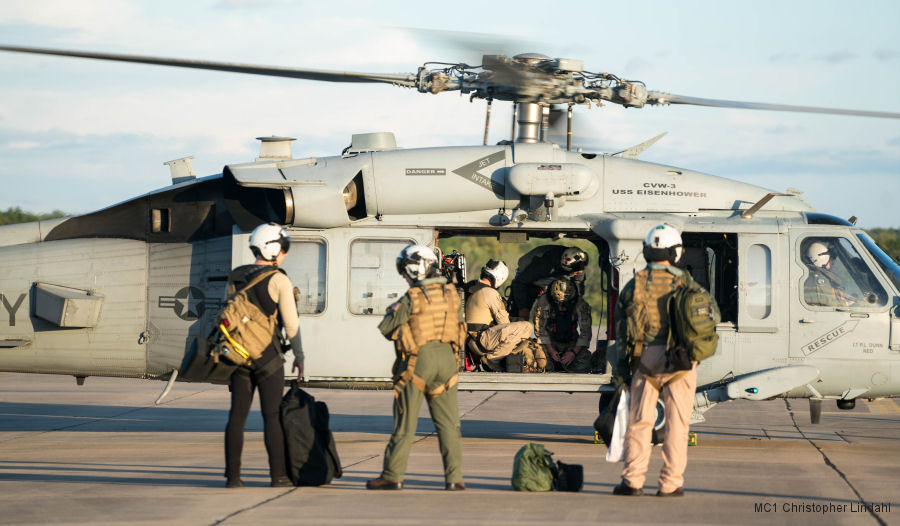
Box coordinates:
[605,390,630,462]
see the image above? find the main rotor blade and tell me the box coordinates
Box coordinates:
[649,92,900,119]
[0,45,417,87]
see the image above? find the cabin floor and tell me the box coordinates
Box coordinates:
[0,372,897,525]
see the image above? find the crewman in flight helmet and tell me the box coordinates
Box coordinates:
[367,244,467,491]
[465,259,534,370]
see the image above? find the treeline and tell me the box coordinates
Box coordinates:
[439,236,609,323]
[0,207,68,226]
[867,228,900,263]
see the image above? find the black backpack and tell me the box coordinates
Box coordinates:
[280,382,343,486]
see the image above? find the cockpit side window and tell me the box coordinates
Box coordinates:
[800,236,887,308]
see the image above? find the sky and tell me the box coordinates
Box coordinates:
[0,0,898,227]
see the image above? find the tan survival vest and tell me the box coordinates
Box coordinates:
[391,282,466,401]
[625,268,685,361]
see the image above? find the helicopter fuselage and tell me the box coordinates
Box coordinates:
[1,139,898,416]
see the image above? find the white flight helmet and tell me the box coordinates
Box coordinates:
[806,241,831,268]
[396,244,439,282]
[560,247,589,272]
[249,222,291,262]
[643,224,683,264]
[481,259,509,288]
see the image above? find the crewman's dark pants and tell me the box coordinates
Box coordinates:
[225,365,286,481]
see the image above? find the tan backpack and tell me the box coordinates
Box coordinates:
[211,269,280,367]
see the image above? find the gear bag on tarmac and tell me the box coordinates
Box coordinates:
[511,443,582,492]
[280,382,343,486]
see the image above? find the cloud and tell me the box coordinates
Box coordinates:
[213,0,284,8]
[873,49,900,61]
[769,52,800,62]
[0,0,142,43]
[815,50,858,63]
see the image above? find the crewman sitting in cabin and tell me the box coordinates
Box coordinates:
[533,278,592,373]
[509,246,589,320]
[465,260,534,370]
[803,240,854,307]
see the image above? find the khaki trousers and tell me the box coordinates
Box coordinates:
[478,321,533,365]
[622,344,697,493]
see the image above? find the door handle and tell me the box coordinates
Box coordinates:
[799,319,817,324]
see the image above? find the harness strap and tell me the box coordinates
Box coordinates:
[424,374,460,400]
[638,362,689,392]
[232,268,280,297]
[394,371,459,401]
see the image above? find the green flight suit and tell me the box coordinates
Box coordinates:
[377,277,464,484]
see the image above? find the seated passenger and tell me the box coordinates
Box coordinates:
[465,260,534,370]
[533,278,592,373]
[509,245,588,319]
[804,241,853,307]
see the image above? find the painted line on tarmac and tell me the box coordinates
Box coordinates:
[863,398,900,415]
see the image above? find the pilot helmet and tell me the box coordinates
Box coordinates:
[396,244,439,282]
[481,259,509,288]
[548,278,576,305]
[806,241,831,268]
[643,224,683,264]
[560,247,589,273]
[249,222,291,261]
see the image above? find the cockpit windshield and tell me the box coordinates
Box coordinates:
[857,233,900,292]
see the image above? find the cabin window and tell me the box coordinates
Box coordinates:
[799,236,887,308]
[746,244,772,319]
[348,239,413,315]
[281,238,327,314]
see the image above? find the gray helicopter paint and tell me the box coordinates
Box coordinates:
[146,236,232,377]
[0,238,147,377]
[0,217,69,249]
[226,143,811,228]
[0,144,895,407]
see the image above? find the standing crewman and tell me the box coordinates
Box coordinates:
[510,245,589,319]
[367,244,467,491]
[532,278,592,373]
[224,223,303,488]
[465,259,533,370]
[612,224,702,497]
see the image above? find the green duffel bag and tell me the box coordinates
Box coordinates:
[511,443,555,491]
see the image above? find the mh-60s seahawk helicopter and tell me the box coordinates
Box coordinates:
[1,44,899,426]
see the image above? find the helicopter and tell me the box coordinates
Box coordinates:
[0,44,899,428]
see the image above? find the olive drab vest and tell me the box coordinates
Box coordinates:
[391,282,466,400]
[406,283,464,351]
[625,268,685,361]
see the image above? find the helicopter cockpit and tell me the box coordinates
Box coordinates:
[800,237,888,308]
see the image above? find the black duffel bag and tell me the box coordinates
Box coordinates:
[280,381,343,486]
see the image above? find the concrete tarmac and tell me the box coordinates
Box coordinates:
[0,372,897,526]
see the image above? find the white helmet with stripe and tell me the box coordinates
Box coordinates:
[396,244,439,281]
